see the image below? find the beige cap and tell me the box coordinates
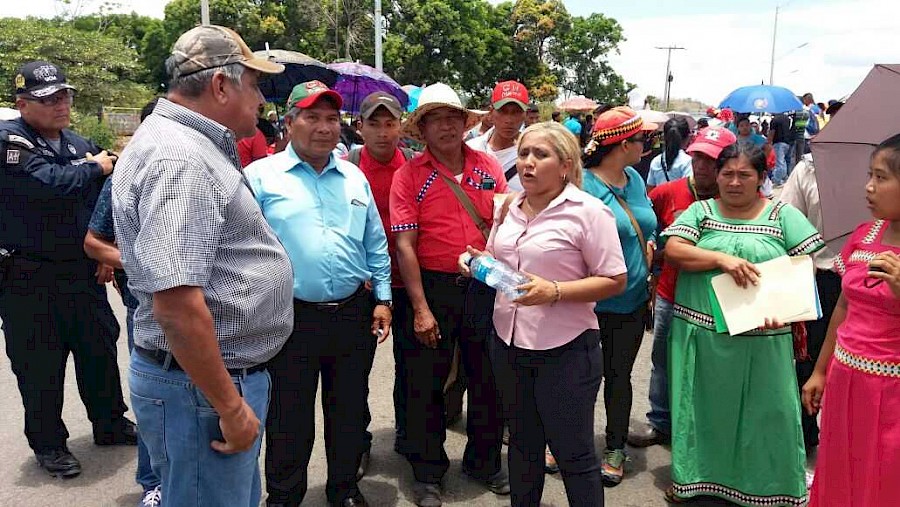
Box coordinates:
[170,25,284,78]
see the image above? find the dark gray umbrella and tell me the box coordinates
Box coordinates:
[253,49,338,104]
[811,64,900,241]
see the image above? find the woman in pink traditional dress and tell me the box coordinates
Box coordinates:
[802,133,900,506]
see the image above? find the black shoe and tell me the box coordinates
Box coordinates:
[462,467,510,495]
[332,493,368,507]
[626,423,670,448]
[94,417,138,446]
[413,481,442,507]
[356,449,370,480]
[35,448,81,478]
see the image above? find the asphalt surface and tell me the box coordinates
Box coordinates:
[0,293,780,507]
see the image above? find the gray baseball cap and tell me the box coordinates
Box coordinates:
[360,91,403,119]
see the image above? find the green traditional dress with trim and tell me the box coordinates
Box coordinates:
[661,199,825,507]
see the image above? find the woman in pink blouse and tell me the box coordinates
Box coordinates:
[460,122,627,506]
[802,133,900,506]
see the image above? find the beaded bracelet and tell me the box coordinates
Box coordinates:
[552,280,561,304]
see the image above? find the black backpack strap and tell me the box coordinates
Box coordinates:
[503,160,518,183]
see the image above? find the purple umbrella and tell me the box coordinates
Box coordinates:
[326,62,409,114]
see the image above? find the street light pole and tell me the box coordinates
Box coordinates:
[655,45,685,110]
[374,0,383,70]
[769,6,779,85]
[201,0,210,25]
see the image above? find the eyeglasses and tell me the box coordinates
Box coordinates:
[25,89,75,106]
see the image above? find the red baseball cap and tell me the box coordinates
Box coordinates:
[491,81,529,110]
[687,126,737,159]
[286,80,343,110]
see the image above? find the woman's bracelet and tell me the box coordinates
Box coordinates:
[552,280,562,304]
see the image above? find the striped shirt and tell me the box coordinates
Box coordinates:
[112,99,294,368]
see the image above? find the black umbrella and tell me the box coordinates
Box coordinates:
[253,49,339,104]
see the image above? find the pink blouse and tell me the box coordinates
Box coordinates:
[834,220,900,361]
[488,184,627,350]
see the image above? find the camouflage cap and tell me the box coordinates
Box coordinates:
[170,25,284,78]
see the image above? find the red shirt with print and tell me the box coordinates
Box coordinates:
[390,145,508,274]
[353,147,411,287]
[650,178,697,302]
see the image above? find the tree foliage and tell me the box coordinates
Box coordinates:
[0,18,154,113]
[2,0,633,108]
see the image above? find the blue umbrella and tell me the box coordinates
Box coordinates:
[719,84,804,113]
[402,85,422,112]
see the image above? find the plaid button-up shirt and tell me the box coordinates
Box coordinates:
[112,99,294,368]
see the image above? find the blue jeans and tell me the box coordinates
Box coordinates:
[646,298,674,435]
[771,142,792,185]
[129,351,270,507]
[126,307,160,492]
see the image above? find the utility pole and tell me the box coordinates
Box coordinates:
[374,0,383,70]
[769,6,779,85]
[201,0,210,25]
[655,45,685,110]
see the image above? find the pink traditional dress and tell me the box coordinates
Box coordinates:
[809,220,900,506]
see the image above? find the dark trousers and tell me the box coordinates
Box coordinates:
[0,256,126,451]
[597,305,647,450]
[363,287,410,452]
[796,269,842,447]
[265,293,376,505]
[460,280,504,478]
[396,271,502,484]
[490,330,604,507]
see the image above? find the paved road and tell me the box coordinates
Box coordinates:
[0,294,744,507]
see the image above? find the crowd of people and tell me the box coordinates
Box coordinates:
[0,22,897,507]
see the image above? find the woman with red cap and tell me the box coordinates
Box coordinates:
[580,106,658,485]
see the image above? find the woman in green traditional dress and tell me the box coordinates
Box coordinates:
[661,143,825,506]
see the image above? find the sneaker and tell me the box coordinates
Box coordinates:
[139,485,162,507]
[600,449,627,486]
[35,447,81,478]
[412,481,442,507]
[543,446,559,474]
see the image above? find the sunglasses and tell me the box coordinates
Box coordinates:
[24,89,75,107]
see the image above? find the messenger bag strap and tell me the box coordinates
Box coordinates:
[438,173,490,241]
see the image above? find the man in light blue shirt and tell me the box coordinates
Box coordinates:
[244,80,391,507]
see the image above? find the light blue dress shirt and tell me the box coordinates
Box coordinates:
[244,144,392,303]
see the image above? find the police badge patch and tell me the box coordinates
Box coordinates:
[6,149,20,165]
[67,144,76,155]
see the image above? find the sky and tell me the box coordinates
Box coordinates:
[0,0,889,107]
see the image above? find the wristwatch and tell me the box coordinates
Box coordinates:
[375,299,393,310]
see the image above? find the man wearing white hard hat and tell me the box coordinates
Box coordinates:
[390,83,510,506]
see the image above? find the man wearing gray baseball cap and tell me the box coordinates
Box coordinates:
[112,25,294,507]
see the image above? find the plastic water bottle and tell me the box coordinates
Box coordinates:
[466,254,531,300]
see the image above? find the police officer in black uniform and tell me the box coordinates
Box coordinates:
[0,61,136,478]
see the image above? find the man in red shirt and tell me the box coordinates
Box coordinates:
[345,91,416,480]
[628,126,735,448]
[390,83,510,506]
[237,127,268,167]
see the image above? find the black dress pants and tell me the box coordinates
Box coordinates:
[796,269,842,447]
[597,304,647,450]
[362,287,410,452]
[490,330,604,507]
[396,271,502,484]
[265,293,376,505]
[0,256,126,452]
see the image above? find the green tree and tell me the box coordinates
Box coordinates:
[0,17,154,113]
[383,0,513,101]
[553,13,631,104]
